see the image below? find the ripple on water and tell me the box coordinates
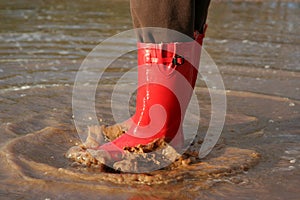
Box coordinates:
[0,84,299,198]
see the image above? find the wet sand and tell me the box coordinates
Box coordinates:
[0,84,299,199]
[2,123,260,185]
[0,0,300,199]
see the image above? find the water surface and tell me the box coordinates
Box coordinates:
[0,0,299,199]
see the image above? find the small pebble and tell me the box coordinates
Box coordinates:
[289,103,295,107]
[290,159,296,164]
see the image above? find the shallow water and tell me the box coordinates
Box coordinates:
[0,0,299,199]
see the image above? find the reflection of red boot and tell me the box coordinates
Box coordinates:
[98,31,205,161]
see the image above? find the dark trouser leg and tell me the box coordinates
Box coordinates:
[195,0,211,34]
[130,0,210,43]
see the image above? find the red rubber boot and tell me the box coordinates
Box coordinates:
[98,30,205,161]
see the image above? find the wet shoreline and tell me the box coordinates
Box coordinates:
[0,0,299,199]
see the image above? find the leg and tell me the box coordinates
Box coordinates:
[130,0,194,42]
[130,0,210,42]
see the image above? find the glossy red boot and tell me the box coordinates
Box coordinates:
[97,30,205,161]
